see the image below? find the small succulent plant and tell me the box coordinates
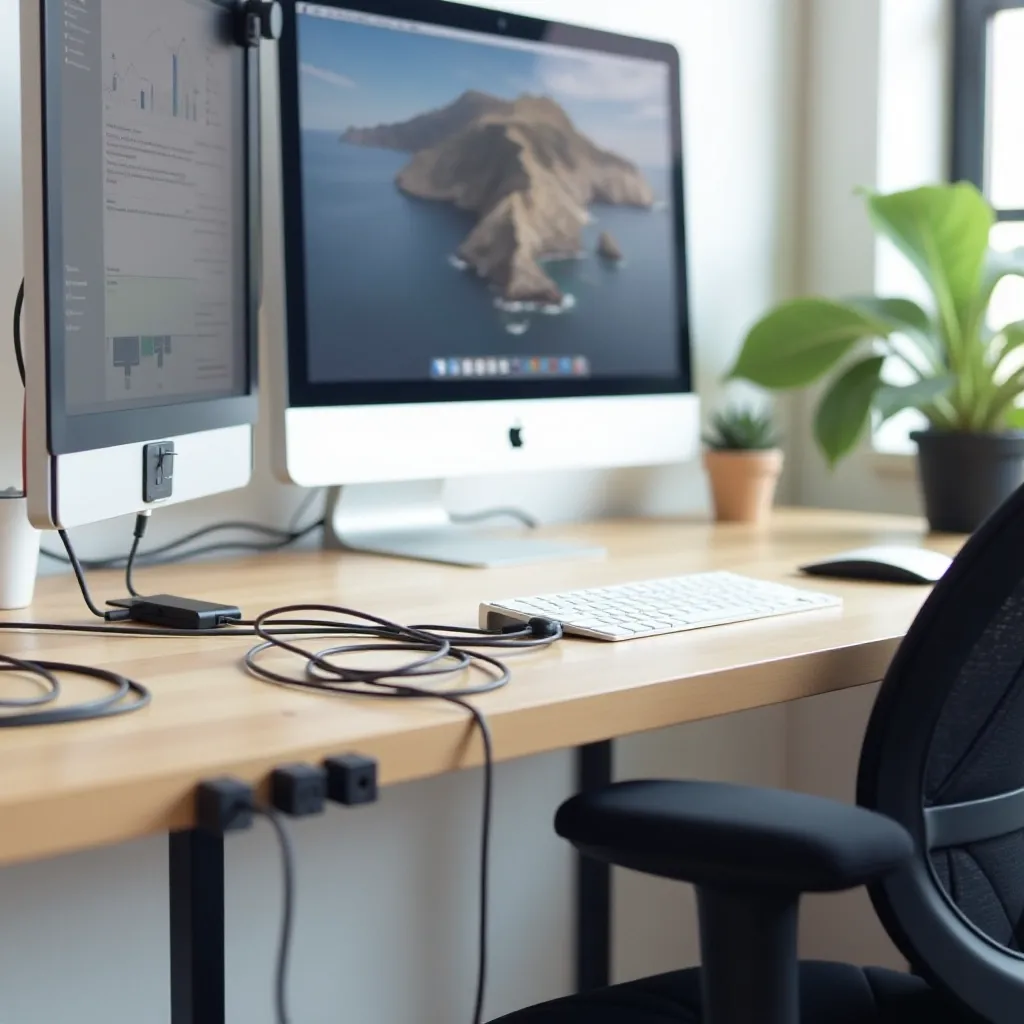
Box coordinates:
[703,405,780,451]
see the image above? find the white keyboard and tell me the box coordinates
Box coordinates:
[480,571,842,641]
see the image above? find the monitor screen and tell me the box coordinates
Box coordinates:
[285,1,688,403]
[45,0,249,419]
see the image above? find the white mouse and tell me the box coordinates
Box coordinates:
[800,545,952,585]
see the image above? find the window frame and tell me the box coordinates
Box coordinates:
[952,0,1024,221]
[871,0,1023,462]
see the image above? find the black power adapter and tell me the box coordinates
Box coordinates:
[109,594,243,630]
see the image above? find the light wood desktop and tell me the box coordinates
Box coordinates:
[0,507,963,869]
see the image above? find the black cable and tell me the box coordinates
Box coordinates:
[124,528,321,567]
[42,511,325,624]
[253,806,295,1024]
[38,496,529,571]
[0,557,554,1017]
[0,657,149,727]
[0,620,373,638]
[240,606,560,697]
[456,698,492,1024]
[125,534,143,598]
[411,622,561,650]
[287,488,324,534]
[0,605,548,1017]
[57,529,117,620]
[37,497,529,573]
[0,616,560,644]
[125,511,152,598]
[133,519,310,551]
[240,605,560,1024]
[40,516,325,570]
[449,507,539,530]
[13,275,319,579]
[13,279,25,386]
[0,653,61,708]
[5,286,146,725]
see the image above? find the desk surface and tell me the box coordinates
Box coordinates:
[0,509,961,867]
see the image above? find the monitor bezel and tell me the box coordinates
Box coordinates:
[279,0,692,409]
[36,0,259,457]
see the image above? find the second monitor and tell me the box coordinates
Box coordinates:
[271,0,697,566]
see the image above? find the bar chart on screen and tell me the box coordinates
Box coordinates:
[103,3,216,124]
[99,0,238,405]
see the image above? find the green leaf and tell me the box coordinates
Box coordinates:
[994,320,1024,370]
[980,359,1024,428]
[729,298,895,389]
[1005,406,1024,430]
[813,355,886,466]
[847,295,942,370]
[975,247,1024,329]
[846,296,933,340]
[1004,320,1024,346]
[863,184,993,351]
[875,376,953,422]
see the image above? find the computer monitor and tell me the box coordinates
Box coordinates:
[20,0,260,530]
[272,0,698,566]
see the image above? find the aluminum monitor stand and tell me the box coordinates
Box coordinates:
[324,480,606,568]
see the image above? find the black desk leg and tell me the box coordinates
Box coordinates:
[576,740,613,992]
[169,830,226,1024]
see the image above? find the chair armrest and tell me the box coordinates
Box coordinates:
[556,780,913,893]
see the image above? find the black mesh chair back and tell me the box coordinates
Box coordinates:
[858,481,1024,1023]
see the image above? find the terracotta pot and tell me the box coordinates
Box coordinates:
[703,449,784,523]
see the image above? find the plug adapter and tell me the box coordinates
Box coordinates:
[109,595,242,630]
[271,763,327,817]
[324,753,378,806]
[196,776,255,835]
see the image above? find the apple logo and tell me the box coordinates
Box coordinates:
[509,425,524,449]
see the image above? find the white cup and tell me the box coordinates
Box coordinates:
[0,490,41,610]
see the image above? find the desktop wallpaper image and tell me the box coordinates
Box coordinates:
[297,14,680,384]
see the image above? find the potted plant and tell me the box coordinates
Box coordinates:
[703,404,783,523]
[728,182,1024,533]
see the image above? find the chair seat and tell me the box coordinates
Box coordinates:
[490,961,970,1023]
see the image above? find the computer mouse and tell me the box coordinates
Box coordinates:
[799,545,953,585]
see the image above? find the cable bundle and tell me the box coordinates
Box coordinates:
[241,603,560,1024]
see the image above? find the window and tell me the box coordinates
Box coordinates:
[954,0,1024,322]
[875,1,1024,455]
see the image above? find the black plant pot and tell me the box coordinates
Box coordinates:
[912,430,1024,533]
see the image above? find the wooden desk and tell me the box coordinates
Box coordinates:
[0,509,962,1021]
[0,508,959,866]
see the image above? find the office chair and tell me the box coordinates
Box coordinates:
[493,483,1024,1024]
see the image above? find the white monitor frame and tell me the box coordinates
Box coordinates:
[271,389,699,490]
[20,0,258,530]
[270,0,700,567]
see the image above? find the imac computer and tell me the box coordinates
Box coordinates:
[20,0,271,530]
[272,0,699,566]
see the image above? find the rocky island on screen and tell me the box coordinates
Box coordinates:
[343,90,654,308]
[296,9,679,384]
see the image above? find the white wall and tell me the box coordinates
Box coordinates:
[792,0,950,514]
[785,0,951,969]
[0,1,804,1021]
